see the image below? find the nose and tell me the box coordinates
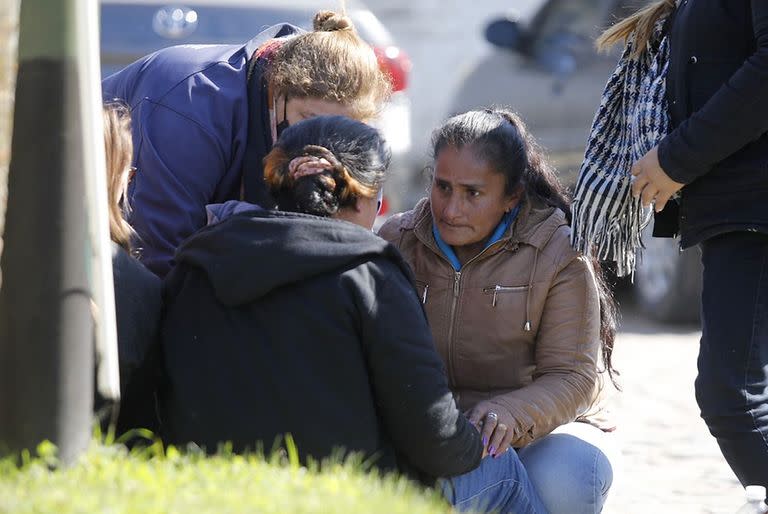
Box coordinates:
[442,193,463,222]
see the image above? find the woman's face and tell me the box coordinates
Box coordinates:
[430,145,520,250]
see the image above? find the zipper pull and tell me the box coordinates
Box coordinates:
[453,272,461,297]
[492,285,500,307]
[422,284,429,304]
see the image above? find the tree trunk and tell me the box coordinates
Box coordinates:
[0,0,20,272]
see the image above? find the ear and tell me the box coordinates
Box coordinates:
[352,196,365,213]
[503,186,523,213]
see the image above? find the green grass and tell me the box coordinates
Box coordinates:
[0,439,454,514]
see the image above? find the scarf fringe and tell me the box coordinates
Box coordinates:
[570,24,670,278]
[571,177,653,279]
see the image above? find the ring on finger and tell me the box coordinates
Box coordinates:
[486,411,498,420]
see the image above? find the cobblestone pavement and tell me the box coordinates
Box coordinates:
[603,310,745,514]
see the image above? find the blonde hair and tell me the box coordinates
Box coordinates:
[268,10,391,120]
[596,0,676,58]
[103,103,135,251]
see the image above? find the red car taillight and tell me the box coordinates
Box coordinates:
[374,45,411,92]
[378,195,390,216]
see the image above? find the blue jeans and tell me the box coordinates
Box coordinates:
[439,447,548,514]
[696,232,768,487]
[518,422,617,514]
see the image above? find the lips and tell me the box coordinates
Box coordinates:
[439,220,468,231]
[439,223,469,232]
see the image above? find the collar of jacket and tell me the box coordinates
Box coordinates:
[404,195,569,257]
[431,205,521,271]
[395,196,570,333]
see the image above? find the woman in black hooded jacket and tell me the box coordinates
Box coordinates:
[158,115,545,513]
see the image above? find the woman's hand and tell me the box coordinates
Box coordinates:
[631,146,684,212]
[466,402,514,458]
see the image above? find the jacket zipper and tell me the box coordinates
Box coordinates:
[422,236,517,388]
[482,284,529,307]
[446,271,461,385]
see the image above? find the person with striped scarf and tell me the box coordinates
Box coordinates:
[574,0,768,491]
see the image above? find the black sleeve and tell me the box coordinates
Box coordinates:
[658,2,768,183]
[111,247,163,435]
[356,259,482,479]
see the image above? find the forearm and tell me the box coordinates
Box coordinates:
[490,370,596,447]
[363,265,481,478]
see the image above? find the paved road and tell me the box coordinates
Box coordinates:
[604,297,745,513]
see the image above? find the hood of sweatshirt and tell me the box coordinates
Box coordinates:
[174,208,404,306]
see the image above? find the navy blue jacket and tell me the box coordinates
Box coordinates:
[102,24,299,277]
[158,209,482,481]
[657,0,768,246]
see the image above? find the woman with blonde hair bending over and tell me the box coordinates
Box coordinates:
[102,9,391,277]
[380,108,620,513]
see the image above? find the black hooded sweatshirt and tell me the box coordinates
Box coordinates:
[159,209,481,481]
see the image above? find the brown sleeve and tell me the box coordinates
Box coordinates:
[376,214,404,246]
[491,254,600,447]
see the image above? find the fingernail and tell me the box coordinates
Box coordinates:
[489,446,496,456]
[482,437,488,447]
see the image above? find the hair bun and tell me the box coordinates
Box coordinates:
[313,10,353,32]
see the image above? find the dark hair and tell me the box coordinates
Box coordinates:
[431,108,619,386]
[264,115,391,217]
[432,109,571,221]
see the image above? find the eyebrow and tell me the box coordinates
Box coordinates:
[435,177,486,189]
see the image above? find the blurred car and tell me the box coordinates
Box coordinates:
[99,0,412,217]
[447,0,701,324]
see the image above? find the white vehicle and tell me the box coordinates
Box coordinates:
[447,0,700,323]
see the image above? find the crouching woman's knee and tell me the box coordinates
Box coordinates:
[518,423,617,514]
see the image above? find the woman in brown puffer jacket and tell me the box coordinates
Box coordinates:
[379,108,620,514]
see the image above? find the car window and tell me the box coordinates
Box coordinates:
[529,0,615,56]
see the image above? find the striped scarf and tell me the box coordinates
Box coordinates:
[571,24,670,277]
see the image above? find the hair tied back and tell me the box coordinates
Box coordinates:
[313,10,353,32]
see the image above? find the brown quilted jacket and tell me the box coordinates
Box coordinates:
[379,198,613,448]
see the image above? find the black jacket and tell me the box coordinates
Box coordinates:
[159,210,481,480]
[656,0,768,246]
[109,243,162,435]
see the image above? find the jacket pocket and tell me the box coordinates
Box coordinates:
[454,284,534,391]
[482,284,529,307]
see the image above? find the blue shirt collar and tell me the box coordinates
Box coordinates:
[432,205,521,271]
